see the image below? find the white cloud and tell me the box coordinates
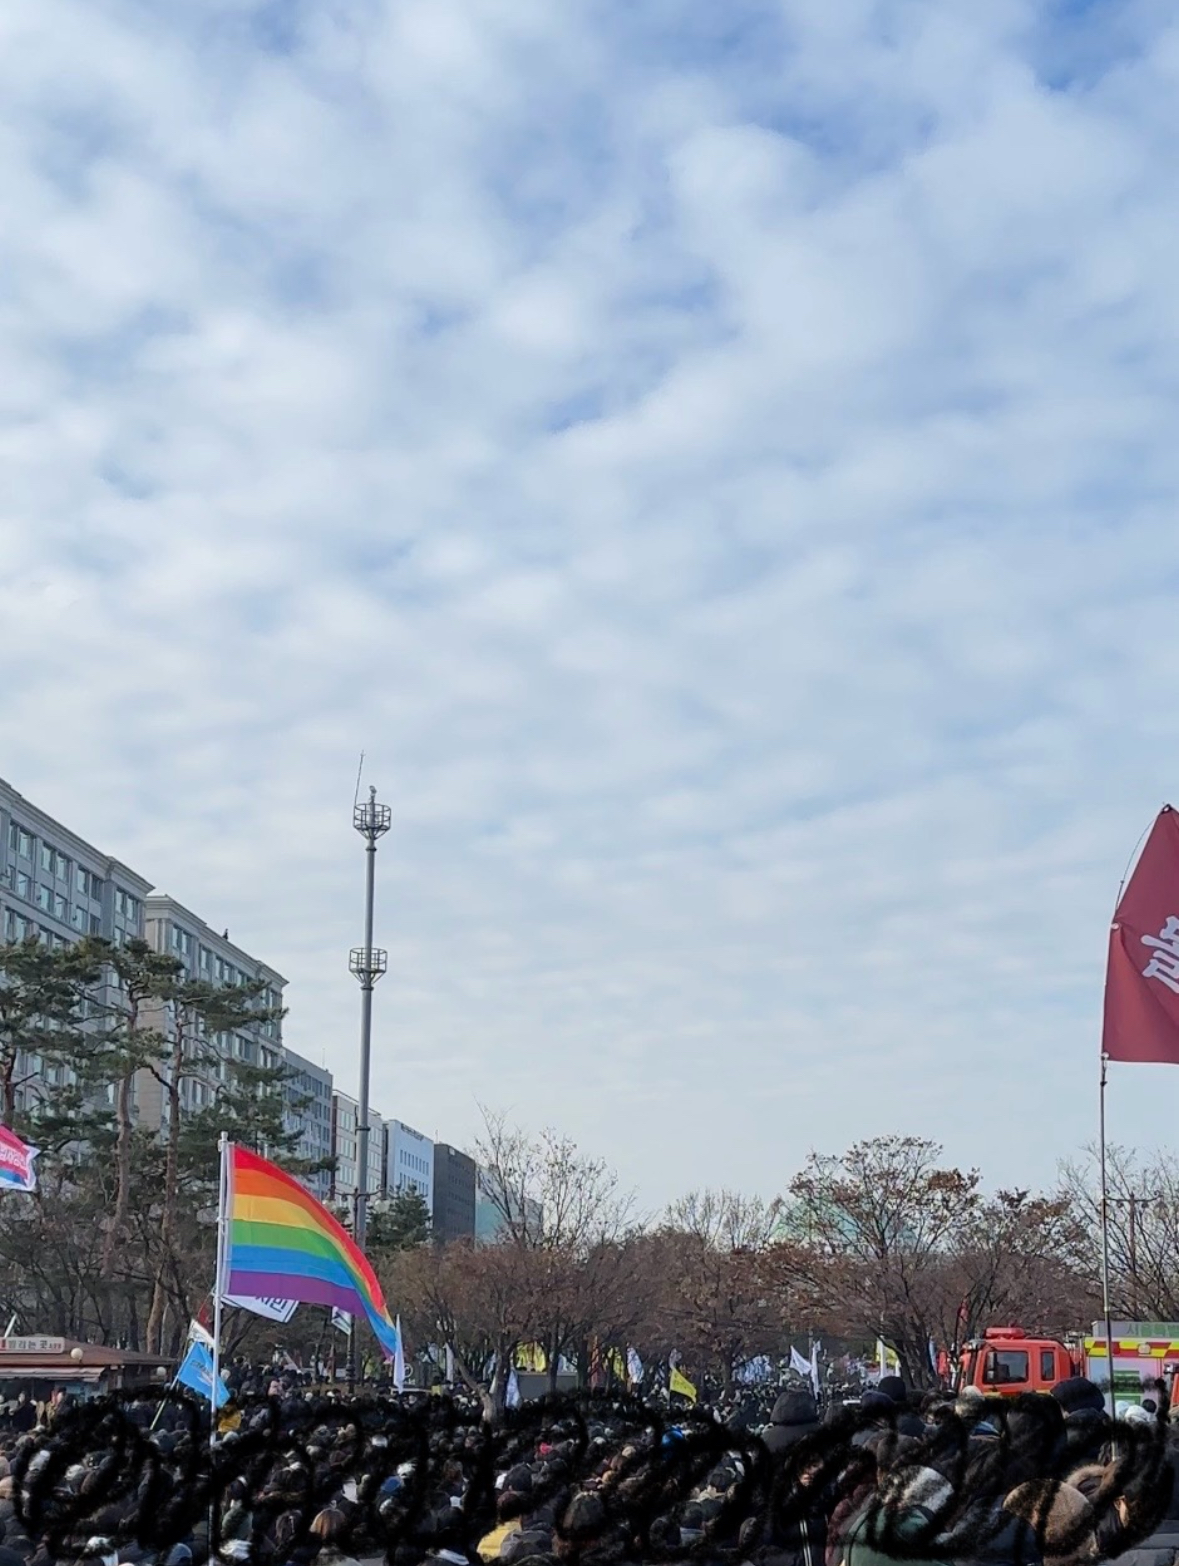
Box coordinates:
[2,0,1179,1209]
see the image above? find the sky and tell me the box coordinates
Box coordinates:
[3,0,1179,1217]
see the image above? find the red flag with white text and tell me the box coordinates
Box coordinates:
[1103,806,1179,1065]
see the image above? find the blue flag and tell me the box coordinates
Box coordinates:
[175,1341,230,1409]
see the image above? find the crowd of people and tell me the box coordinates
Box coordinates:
[0,1368,1171,1566]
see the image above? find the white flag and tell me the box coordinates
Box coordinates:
[188,1318,215,1351]
[331,1307,353,1337]
[394,1315,406,1393]
[223,1293,297,1324]
[790,1346,811,1379]
[445,1344,455,1384]
[626,1347,644,1387]
[506,1368,521,1408]
[810,1341,821,1397]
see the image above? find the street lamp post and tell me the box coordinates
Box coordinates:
[348,785,390,1389]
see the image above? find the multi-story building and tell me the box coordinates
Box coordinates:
[0,781,328,1178]
[474,1176,505,1245]
[282,1048,333,1202]
[330,1089,359,1208]
[330,1091,388,1224]
[0,784,484,1233]
[432,1143,477,1244]
[137,897,286,1134]
[365,1108,384,1206]
[384,1120,434,1208]
[0,777,152,1116]
[475,1169,544,1246]
[0,778,151,954]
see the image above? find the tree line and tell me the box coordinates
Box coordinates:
[385,1116,1105,1415]
[0,938,1144,1392]
[0,936,305,1355]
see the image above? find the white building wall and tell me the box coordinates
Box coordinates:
[366,1109,384,1201]
[383,1119,434,1209]
[331,1090,359,1204]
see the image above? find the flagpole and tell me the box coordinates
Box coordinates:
[1098,1055,1118,1415]
[212,1133,229,1440]
[151,1337,189,1433]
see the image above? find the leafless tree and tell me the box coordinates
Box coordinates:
[473,1108,638,1393]
[1060,1144,1179,1322]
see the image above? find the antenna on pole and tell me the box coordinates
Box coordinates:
[353,751,365,813]
[347,782,390,1392]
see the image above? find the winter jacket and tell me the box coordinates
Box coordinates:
[1108,1519,1179,1566]
[836,1504,951,1566]
[828,1483,876,1566]
[951,1508,1042,1566]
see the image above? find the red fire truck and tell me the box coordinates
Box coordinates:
[957,1324,1179,1406]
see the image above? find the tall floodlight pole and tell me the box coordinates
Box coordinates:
[348,785,390,1388]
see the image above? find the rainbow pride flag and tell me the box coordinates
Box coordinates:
[225,1146,399,1360]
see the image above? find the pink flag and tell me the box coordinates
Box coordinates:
[0,1127,38,1192]
[1104,806,1179,1065]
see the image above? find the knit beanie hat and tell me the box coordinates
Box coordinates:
[771,1390,819,1427]
[1050,1378,1105,1416]
[880,1465,955,1515]
[1005,1480,1095,1555]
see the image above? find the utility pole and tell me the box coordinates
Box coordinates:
[1108,1192,1158,1321]
[348,785,390,1388]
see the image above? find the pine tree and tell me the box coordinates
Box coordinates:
[0,938,102,1131]
[86,939,180,1338]
[368,1187,431,1253]
[142,974,290,1352]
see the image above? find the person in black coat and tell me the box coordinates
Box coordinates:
[746,1392,831,1566]
[762,1391,822,1457]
